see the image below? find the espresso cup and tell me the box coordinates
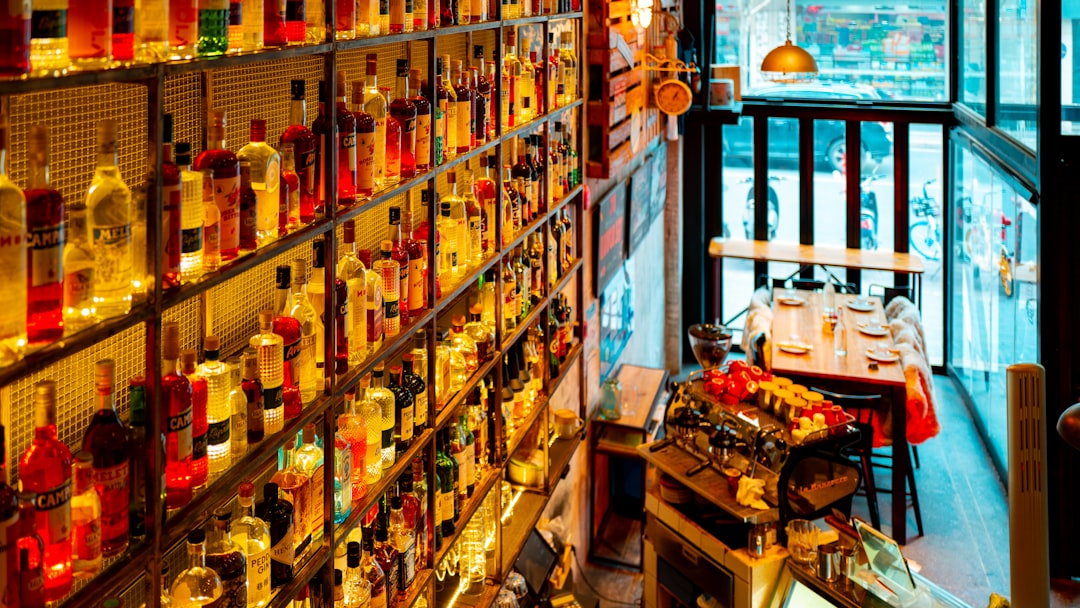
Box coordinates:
[553,409,584,438]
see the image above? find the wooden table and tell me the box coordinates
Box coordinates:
[770,290,914,544]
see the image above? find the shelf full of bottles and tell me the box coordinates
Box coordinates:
[0,3,586,608]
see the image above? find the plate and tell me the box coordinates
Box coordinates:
[778,342,812,355]
[866,349,901,363]
[858,324,890,337]
[847,299,875,312]
[777,296,806,306]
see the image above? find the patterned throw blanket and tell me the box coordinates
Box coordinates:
[877,296,941,446]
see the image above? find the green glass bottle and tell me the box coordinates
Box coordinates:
[198,0,229,56]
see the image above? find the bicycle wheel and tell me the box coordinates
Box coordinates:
[909,221,942,261]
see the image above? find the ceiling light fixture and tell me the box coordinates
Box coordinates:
[760,0,818,82]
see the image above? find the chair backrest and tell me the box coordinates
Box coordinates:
[810,388,883,428]
[868,284,914,306]
[791,278,825,292]
[748,331,768,369]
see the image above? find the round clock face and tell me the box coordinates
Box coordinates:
[657,79,693,115]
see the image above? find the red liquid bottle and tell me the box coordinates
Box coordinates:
[161,115,182,290]
[0,423,20,608]
[239,161,258,251]
[0,2,30,76]
[279,143,300,235]
[284,0,305,42]
[403,192,426,316]
[272,264,303,420]
[469,66,484,148]
[334,272,349,375]
[352,81,377,198]
[452,61,473,155]
[17,493,44,608]
[181,349,209,490]
[23,125,64,346]
[19,381,72,603]
[408,69,431,173]
[69,0,112,69]
[264,0,288,45]
[194,110,241,261]
[170,0,198,57]
[112,0,135,62]
[387,206,410,325]
[280,80,318,224]
[472,46,491,144]
[81,359,130,557]
[389,60,417,180]
[382,85,402,187]
[161,321,194,510]
[475,155,498,254]
[334,71,358,207]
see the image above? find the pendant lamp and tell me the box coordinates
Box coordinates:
[760,0,818,82]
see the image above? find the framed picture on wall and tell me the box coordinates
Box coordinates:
[593,183,627,294]
[627,161,653,255]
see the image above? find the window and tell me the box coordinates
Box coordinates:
[960,0,987,113]
[998,0,1037,147]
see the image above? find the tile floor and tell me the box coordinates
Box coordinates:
[572,374,1080,607]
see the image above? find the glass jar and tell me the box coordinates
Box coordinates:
[600,378,622,420]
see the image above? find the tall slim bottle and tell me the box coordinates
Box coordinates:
[233,482,271,608]
[0,104,26,366]
[269,446,310,558]
[264,0,287,46]
[23,125,63,346]
[373,241,400,338]
[291,257,319,402]
[451,60,472,155]
[436,201,456,290]
[338,221,367,363]
[241,349,265,445]
[19,381,72,602]
[176,143,205,281]
[280,80,318,223]
[86,119,133,318]
[401,353,426,435]
[271,265,302,420]
[81,359,129,557]
[386,207,410,326]
[239,161,258,252]
[0,424,19,608]
[363,250,383,354]
[461,170,484,265]
[251,310,285,434]
[362,56,389,190]
[161,322,193,510]
[238,119,282,245]
[403,192,426,317]
[559,32,577,106]
[30,0,70,75]
[504,31,522,127]
[518,37,535,122]
[352,83,377,199]
[0,1,31,76]
[475,155,497,262]
[292,425,324,548]
[369,364,396,470]
[133,0,169,61]
[407,69,431,173]
[337,389,367,501]
[388,364,414,457]
[226,0,244,52]
[205,509,247,608]
[181,349,209,491]
[389,61,417,181]
[334,71,358,207]
[445,172,468,279]
[197,0,228,56]
[355,376,383,486]
[195,110,240,261]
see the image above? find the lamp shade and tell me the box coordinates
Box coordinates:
[760,40,819,82]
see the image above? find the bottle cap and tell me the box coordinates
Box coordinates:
[214,506,232,521]
[292,258,309,284]
[240,160,252,184]
[303,423,315,443]
[347,540,360,556]
[204,335,220,354]
[343,219,356,243]
[181,349,197,371]
[397,59,409,76]
[390,495,403,510]
[469,303,483,316]
[291,79,306,100]
[410,68,422,84]
[352,81,365,105]
[175,142,192,165]
[336,70,347,97]
[250,118,267,142]
[389,364,402,377]
[312,239,326,268]
[366,54,378,75]
[259,309,275,328]
[399,475,413,492]
[95,359,115,394]
[187,529,206,545]
[440,201,451,215]
[375,520,390,542]
[276,264,291,289]
[380,240,393,255]
[389,206,401,224]
[242,349,259,379]
[163,321,181,359]
[264,482,279,501]
[239,482,255,499]
[358,249,372,267]
[447,171,456,184]
[452,314,466,327]
[335,569,343,587]
[374,362,385,375]
[402,353,414,364]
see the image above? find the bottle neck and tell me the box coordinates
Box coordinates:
[336,94,348,112]
[188,541,207,569]
[389,222,402,244]
[374,372,385,389]
[97,387,115,414]
[291,99,307,126]
[367,74,378,90]
[276,286,292,315]
[395,75,409,101]
[291,278,308,301]
[97,149,119,172]
[163,142,174,164]
[26,158,49,189]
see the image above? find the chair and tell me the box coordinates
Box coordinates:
[868,284,915,307]
[747,331,768,369]
[792,278,859,294]
[811,388,924,537]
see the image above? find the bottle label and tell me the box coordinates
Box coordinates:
[208,418,231,447]
[168,407,193,462]
[247,546,271,601]
[7,0,29,20]
[456,100,470,147]
[283,337,300,363]
[415,114,431,166]
[452,450,469,494]
[181,225,203,254]
[32,480,72,544]
[309,463,324,539]
[0,510,17,608]
[73,506,101,562]
[91,223,132,285]
[27,223,63,288]
[414,389,427,428]
[264,384,284,412]
[271,518,295,576]
[397,537,416,591]
[384,298,399,322]
[397,262,409,316]
[348,278,366,349]
[30,8,65,38]
[340,132,357,179]
[437,488,452,524]
[204,208,220,257]
[468,216,482,259]
[400,405,413,442]
[374,119,387,182]
[356,130,376,192]
[63,265,94,311]
[367,299,384,345]
[93,461,130,545]
[246,386,265,437]
[193,430,208,461]
[214,175,240,252]
[435,101,445,165]
[298,147,316,197]
[408,255,424,312]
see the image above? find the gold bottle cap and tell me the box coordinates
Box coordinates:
[33,380,57,428]
[291,258,308,284]
[180,349,198,371]
[366,55,378,75]
[163,321,181,360]
[336,70,347,97]
[95,359,115,394]
[259,309,274,328]
[469,302,483,316]
[303,423,315,443]
[380,240,393,255]
[204,335,220,352]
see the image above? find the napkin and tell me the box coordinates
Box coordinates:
[736,476,770,510]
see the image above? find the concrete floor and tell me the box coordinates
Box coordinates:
[575,373,1080,607]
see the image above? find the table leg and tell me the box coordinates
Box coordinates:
[892,384,909,544]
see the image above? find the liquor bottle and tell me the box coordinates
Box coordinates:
[559,32,577,106]
[291,256,319,396]
[271,444,310,558]
[355,376,383,487]
[331,423,352,526]
[70,452,101,579]
[226,0,243,52]
[350,84,377,200]
[233,482,271,608]
[438,56,459,161]
[408,329,429,405]
[195,336,231,474]
[478,270,496,330]
[205,509,247,608]
[0,424,17,606]
[362,56,389,190]
[305,0,323,42]
[359,532,386,608]
[279,143,300,235]
[413,0,427,29]
[81,359,129,557]
[200,169,221,272]
[432,329,450,407]
[504,31,522,128]
[241,349,265,445]
[263,0,287,46]
[169,0,198,58]
[292,425,324,547]
[86,119,133,318]
[460,171,484,266]
[143,115,183,293]
[530,50,544,116]
[408,460,430,565]
[464,304,493,364]
[512,245,528,319]
[255,483,293,587]
[388,364,414,457]
[458,411,476,494]
[466,384,487,476]
[284,0,304,42]
[502,164,521,243]
[337,390,367,504]
[386,207,410,326]
[161,322,193,510]
[402,192,427,317]
[431,61,446,167]
[548,33,560,109]
[239,0,263,50]
[369,365,396,470]
[382,84,402,188]
[0,112,25,365]
[226,355,248,458]
[171,529,223,606]
[502,256,517,333]
[400,354,426,435]
[17,491,45,608]
[450,315,478,373]
[239,163,258,253]
[527,135,542,215]
[338,221,368,364]
[343,544,368,608]
[434,430,456,537]
[195,110,240,261]
[0,2,30,76]
[374,240,400,337]
[281,80,318,223]
[336,0,355,38]
[197,0,228,56]
[518,38,536,123]
[131,0,168,62]
[372,520,399,607]
[445,62,470,158]
[19,380,72,601]
[268,266,302,422]
[335,73,359,207]
[475,156,497,256]
[436,201,457,290]
[512,139,533,224]
[438,0,453,26]
[174,143,205,283]
[528,233,544,300]
[251,310,285,435]
[388,492,415,596]
[23,125,63,346]
[561,206,574,265]
[407,69,431,173]
[362,250,384,354]
[181,349,209,490]
[30,0,69,75]
[470,48,490,140]
[389,61,418,181]
[125,381,150,543]
[238,119,282,246]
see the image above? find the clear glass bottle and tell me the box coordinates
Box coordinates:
[382,85,402,188]
[408,69,432,173]
[200,336,232,474]
[170,529,223,607]
[386,207,411,326]
[292,424,325,547]
[0,110,25,364]
[369,365,396,471]
[240,0,264,50]
[333,423,353,525]
[176,143,205,282]
[86,119,133,318]
[388,365,414,459]
[251,310,285,435]
[436,201,457,289]
[19,380,73,602]
[449,315,478,375]
[200,169,221,272]
[464,304,493,364]
[338,220,368,364]
[519,38,536,122]
[355,375,384,487]
[226,355,248,460]
[559,32,577,106]
[834,313,847,357]
[241,349,265,445]
[134,0,169,61]
[451,60,473,155]
[233,482,271,608]
[444,172,469,279]
[255,483,293,588]
[373,240,400,338]
[502,256,517,333]
[362,56,389,190]
[23,124,64,346]
[29,0,70,76]
[161,322,193,511]
[238,119,282,246]
[359,532,386,608]
[205,509,247,608]
[433,328,451,408]
[71,452,102,579]
[364,251,384,354]
[345,543,372,608]
[81,359,129,557]
[337,389,368,503]
[290,257,319,404]
[270,445,311,559]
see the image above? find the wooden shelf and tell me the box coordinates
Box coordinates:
[436,355,501,429]
[434,468,502,566]
[499,489,548,574]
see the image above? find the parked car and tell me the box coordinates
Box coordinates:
[722,82,894,173]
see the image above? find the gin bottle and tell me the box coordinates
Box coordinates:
[86,119,133,318]
[255,483,294,588]
[292,425,324,547]
[233,482,271,608]
[362,56,389,189]
[337,389,367,503]
[200,336,232,474]
[227,355,248,460]
[170,529,223,607]
[369,365,396,471]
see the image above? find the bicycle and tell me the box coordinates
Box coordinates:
[909,179,942,261]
